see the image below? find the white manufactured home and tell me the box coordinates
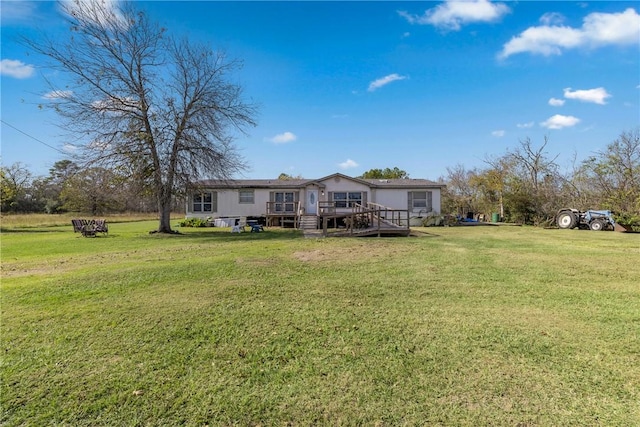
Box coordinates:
[186,173,444,236]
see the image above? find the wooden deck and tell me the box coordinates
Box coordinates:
[318,203,411,237]
[326,221,411,237]
[266,201,411,237]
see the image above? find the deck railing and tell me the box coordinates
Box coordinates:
[319,201,410,236]
[266,201,301,215]
[266,201,301,228]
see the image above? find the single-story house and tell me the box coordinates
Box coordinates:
[186,173,444,232]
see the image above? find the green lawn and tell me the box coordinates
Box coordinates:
[1,220,639,426]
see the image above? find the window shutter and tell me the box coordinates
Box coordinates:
[408,191,413,210]
[362,192,368,205]
[427,191,432,212]
[213,192,218,213]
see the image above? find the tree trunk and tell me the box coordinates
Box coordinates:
[156,187,174,233]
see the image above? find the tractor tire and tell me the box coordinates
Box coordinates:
[557,211,577,229]
[590,219,605,231]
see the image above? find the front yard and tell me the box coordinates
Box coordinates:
[2,221,638,425]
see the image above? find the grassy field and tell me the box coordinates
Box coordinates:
[0,213,180,229]
[1,218,639,426]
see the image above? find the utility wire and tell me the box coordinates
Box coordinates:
[1,119,70,155]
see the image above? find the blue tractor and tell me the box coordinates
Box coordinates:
[556,208,615,231]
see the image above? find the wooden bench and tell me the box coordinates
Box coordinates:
[71,219,108,237]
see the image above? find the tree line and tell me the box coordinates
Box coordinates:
[0,159,169,215]
[441,129,639,227]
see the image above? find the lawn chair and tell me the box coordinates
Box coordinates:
[231,217,244,233]
[94,219,108,235]
[71,219,85,233]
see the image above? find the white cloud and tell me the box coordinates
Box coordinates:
[43,90,73,100]
[499,8,640,58]
[549,97,565,106]
[0,59,34,79]
[91,96,139,113]
[540,114,580,129]
[368,73,407,92]
[338,159,359,170]
[60,0,128,29]
[517,122,535,129]
[499,26,583,58]
[539,12,565,26]
[398,0,510,31]
[492,130,505,137]
[266,131,297,144]
[583,8,640,44]
[62,143,80,153]
[563,87,611,105]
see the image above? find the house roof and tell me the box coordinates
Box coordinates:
[194,173,445,189]
[360,178,445,188]
[195,179,311,189]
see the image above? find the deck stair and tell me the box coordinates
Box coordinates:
[299,215,319,230]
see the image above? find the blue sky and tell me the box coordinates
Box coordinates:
[1,1,639,181]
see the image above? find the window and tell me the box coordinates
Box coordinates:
[332,191,363,208]
[409,191,432,212]
[273,192,296,212]
[192,192,216,212]
[239,190,254,204]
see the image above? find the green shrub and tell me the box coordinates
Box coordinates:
[614,212,640,230]
[177,217,209,227]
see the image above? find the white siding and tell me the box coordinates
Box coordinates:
[187,188,272,219]
[375,188,442,214]
[318,177,370,194]
[432,189,441,214]
[374,189,406,210]
[318,176,371,213]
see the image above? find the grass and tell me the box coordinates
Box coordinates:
[0,212,183,230]
[1,219,639,426]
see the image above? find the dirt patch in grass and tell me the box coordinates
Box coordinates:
[292,240,413,263]
[292,249,338,262]
[292,244,385,263]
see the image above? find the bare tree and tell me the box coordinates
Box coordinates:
[441,164,478,216]
[505,137,561,224]
[580,128,640,225]
[0,162,33,212]
[479,155,514,220]
[24,1,256,232]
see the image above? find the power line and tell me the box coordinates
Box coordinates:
[0,119,70,155]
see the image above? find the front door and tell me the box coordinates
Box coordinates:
[306,189,318,215]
